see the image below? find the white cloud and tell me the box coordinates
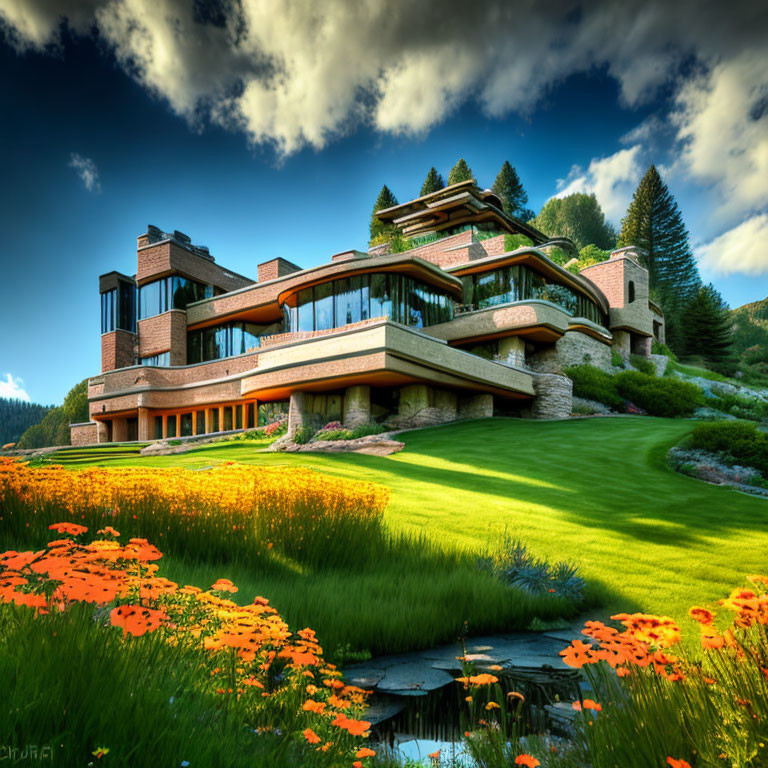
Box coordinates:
[2,0,766,157]
[0,374,31,402]
[68,152,101,192]
[696,213,768,277]
[671,50,768,220]
[554,145,643,223]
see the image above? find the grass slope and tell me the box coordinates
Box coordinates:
[46,418,768,643]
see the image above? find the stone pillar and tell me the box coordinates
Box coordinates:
[457,393,494,420]
[634,335,652,357]
[397,384,430,427]
[96,421,110,444]
[612,330,631,360]
[433,389,458,422]
[137,408,151,441]
[343,385,371,428]
[204,409,211,434]
[288,391,316,437]
[498,336,526,367]
[530,373,573,420]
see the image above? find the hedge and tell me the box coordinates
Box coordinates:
[689,421,768,476]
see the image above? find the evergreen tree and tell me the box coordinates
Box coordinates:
[680,284,736,373]
[0,398,54,445]
[420,167,445,196]
[447,159,475,186]
[492,161,534,220]
[369,185,399,242]
[618,165,701,350]
[532,193,616,250]
[16,379,89,449]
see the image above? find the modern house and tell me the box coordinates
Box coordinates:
[72,182,664,445]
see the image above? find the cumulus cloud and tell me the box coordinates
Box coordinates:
[2,0,766,158]
[696,214,768,276]
[68,152,100,192]
[554,145,643,223]
[0,374,31,402]
[671,50,768,219]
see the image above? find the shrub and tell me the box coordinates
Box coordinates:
[479,534,585,603]
[264,420,287,437]
[652,339,678,360]
[709,392,768,422]
[565,365,623,409]
[349,423,386,439]
[292,426,313,444]
[689,421,768,476]
[611,350,626,368]
[615,370,703,417]
[630,354,656,376]
[503,233,534,251]
[315,429,353,441]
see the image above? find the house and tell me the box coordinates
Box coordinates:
[71,182,664,445]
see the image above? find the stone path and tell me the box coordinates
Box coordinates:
[344,627,585,723]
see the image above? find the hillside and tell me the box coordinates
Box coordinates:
[731,296,768,371]
[0,398,54,445]
[16,379,89,449]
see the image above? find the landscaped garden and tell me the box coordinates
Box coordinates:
[3,417,768,766]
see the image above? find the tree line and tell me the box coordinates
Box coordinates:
[369,160,735,372]
[0,399,54,446]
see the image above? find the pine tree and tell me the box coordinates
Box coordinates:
[369,184,399,242]
[680,284,736,373]
[492,161,534,220]
[618,165,701,350]
[447,159,475,186]
[420,167,445,196]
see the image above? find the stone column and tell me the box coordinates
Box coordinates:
[137,408,151,441]
[397,384,431,427]
[457,393,494,419]
[112,417,128,443]
[433,389,458,423]
[612,330,631,360]
[343,385,371,428]
[530,373,573,420]
[498,336,526,367]
[96,421,110,444]
[288,391,313,437]
[634,335,652,357]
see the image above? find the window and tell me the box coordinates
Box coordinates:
[138,276,213,320]
[282,273,452,333]
[180,413,193,437]
[210,409,219,433]
[461,265,607,327]
[154,416,163,440]
[166,415,177,437]
[141,352,171,366]
[101,281,137,334]
[628,280,636,304]
[186,322,264,364]
[195,411,205,435]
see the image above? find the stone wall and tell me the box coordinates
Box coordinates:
[530,373,573,419]
[529,330,612,373]
[343,385,371,428]
[70,422,99,446]
[457,393,494,419]
[257,258,302,282]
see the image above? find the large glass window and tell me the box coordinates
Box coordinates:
[141,352,171,366]
[461,265,607,326]
[101,281,137,334]
[282,273,453,333]
[187,322,265,364]
[138,276,213,320]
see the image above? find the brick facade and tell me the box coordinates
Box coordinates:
[101,330,136,372]
[70,422,99,446]
[257,257,302,282]
[137,310,187,364]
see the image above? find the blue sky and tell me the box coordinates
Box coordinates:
[0,1,766,405]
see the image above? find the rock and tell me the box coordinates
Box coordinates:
[531,373,573,420]
[376,663,455,694]
[648,354,669,376]
[693,407,738,421]
[572,396,611,415]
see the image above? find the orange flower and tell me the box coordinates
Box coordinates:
[110,604,166,637]
[572,699,601,712]
[689,606,714,624]
[515,756,540,767]
[428,750,441,759]
[356,747,376,758]
[455,673,498,686]
[302,728,321,744]
[667,758,692,768]
[96,526,120,537]
[302,699,326,714]
[49,522,88,536]
[211,578,238,593]
[559,640,593,668]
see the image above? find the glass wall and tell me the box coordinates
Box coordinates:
[138,276,214,320]
[101,281,137,334]
[282,273,453,332]
[141,352,171,366]
[187,322,265,364]
[461,265,607,326]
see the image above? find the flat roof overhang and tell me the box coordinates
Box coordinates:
[185,253,462,331]
[89,321,535,415]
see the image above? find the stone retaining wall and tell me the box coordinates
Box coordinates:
[530,373,573,419]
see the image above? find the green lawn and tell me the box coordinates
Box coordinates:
[41,417,768,645]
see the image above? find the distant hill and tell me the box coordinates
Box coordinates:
[16,379,89,449]
[0,399,54,446]
[731,297,768,369]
